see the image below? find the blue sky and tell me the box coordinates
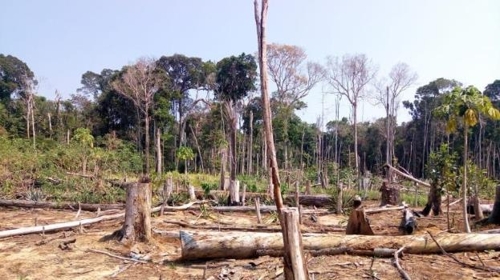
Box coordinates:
[1,0,499,125]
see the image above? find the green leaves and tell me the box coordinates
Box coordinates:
[435,85,500,132]
[176,146,195,161]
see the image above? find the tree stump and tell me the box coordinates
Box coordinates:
[105,176,151,243]
[489,185,500,224]
[280,208,309,280]
[421,183,442,216]
[346,197,374,235]
[379,181,400,206]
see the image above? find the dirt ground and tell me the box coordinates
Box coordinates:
[0,202,499,280]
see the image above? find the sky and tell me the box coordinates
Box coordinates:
[1,0,499,127]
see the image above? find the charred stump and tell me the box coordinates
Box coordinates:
[489,185,500,224]
[379,181,400,206]
[421,182,441,216]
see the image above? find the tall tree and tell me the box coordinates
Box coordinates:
[112,57,162,174]
[156,54,204,148]
[215,53,257,204]
[325,54,376,181]
[0,54,35,103]
[436,86,500,232]
[267,43,323,169]
[374,63,418,180]
[402,78,461,177]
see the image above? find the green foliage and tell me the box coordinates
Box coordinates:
[176,146,195,161]
[427,144,459,194]
[460,160,497,198]
[215,53,257,102]
[201,182,218,196]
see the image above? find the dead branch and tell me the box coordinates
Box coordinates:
[427,231,500,273]
[392,247,411,280]
[385,164,430,188]
[87,249,148,264]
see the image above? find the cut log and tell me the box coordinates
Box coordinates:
[0,212,124,238]
[0,201,204,239]
[399,209,417,234]
[0,199,124,211]
[285,194,332,208]
[195,190,333,208]
[180,231,500,260]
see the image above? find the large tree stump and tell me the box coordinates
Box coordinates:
[107,176,152,243]
[346,197,374,235]
[489,185,500,224]
[379,181,400,206]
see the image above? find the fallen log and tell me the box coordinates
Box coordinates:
[0,212,125,238]
[188,205,330,215]
[385,164,430,188]
[196,190,333,208]
[180,230,500,260]
[0,199,124,211]
[0,200,211,238]
[163,219,345,233]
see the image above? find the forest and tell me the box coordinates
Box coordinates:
[1,2,500,277]
[1,51,500,201]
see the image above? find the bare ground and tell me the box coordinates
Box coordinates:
[0,202,499,280]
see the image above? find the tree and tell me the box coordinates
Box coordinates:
[267,44,323,169]
[374,63,417,181]
[109,58,162,244]
[436,86,500,232]
[325,54,376,182]
[402,78,462,177]
[0,54,35,103]
[215,53,257,204]
[112,58,162,174]
[156,54,204,148]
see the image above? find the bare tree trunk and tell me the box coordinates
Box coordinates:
[189,123,204,173]
[248,111,254,174]
[254,0,283,211]
[353,102,359,187]
[463,125,471,233]
[47,113,53,139]
[144,112,150,174]
[220,147,227,190]
[156,127,162,175]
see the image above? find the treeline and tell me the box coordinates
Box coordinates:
[1,50,500,185]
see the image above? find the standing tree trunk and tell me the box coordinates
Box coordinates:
[255,1,307,279]
[144,112,150,174]
[353,102,359,188]
[156,127,162,175]
[463,125,471,233]
[248,110,254,175]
